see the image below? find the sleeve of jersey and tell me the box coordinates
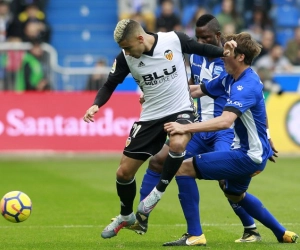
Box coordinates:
[200,72,227,99]
[189,54,194,79]
[93,52,130,107]
[175,31,224,58]
[224,81,255,117]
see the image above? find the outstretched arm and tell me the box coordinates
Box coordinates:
[175,31,236,58]
[164,111,237,135]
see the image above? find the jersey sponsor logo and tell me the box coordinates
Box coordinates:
[237,85,243,91]
[111,59,116,73]
[164,50,173,61]
[138,61,145,67]
[213,65,223,75]
[142,65,178,85]
[227,99,243,107]
[125,137,131,147]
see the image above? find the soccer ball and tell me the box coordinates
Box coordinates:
[0,191,32,223]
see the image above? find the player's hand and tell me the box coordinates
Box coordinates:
[83,105,99,123]
[223,40,237,57]
[268,138,278,163]
[139,93,145,104]
[164,122,186,135]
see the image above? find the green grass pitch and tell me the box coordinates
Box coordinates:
[0,155,299,250]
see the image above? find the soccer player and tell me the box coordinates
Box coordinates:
[139,32,299,245]
[83,19,236,239]
[129,14,262,244]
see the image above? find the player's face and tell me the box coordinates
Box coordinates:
[222,53,239,75]
[119,36,144,59]
[195,25,219,46]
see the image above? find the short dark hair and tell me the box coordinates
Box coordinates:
[195,14,221,33]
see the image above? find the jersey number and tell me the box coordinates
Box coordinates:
[132,124,142,138]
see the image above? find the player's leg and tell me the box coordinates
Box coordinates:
[214,130,261,242]
[224,187,299,243]
[102,120,165,239]
[163,157,206,246]
[163,133,211,245]
[127,143,169,235]
[137,112,194,216]
[192,150,298,243]
[101,155,144,239]
[140,143,169,202]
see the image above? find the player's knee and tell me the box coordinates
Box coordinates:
[224,192,245,203]
[148,155,163,173]
[116,166,135,181]
[169,136,190,152]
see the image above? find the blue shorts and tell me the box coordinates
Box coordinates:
[185,129,234,159]
[193,149,267,195]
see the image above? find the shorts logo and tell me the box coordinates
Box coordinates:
[177,114,190,119]
[110,59,116,73]
[125,137,131,147]
[164,50,173,61]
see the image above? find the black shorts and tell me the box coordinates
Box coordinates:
[123,111,194,161]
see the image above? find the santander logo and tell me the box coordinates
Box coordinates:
[1,108,138,137]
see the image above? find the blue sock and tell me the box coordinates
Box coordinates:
[238,193,286,241]
[140,168,160,201]
[176,176,202,236]
[228,200,256,227]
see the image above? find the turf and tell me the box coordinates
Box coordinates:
[0,156,299,250]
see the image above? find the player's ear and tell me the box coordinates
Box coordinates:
[137,35,144,43]
[238,54,245,62]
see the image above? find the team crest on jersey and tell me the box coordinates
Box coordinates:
[110,59,116,73]
[164,50,173,61]
[125,137,131,147]
[237,85,243,91]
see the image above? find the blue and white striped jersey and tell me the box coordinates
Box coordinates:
[190,54,225,121]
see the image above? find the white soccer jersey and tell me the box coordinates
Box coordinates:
[93,31,225,121]
[124,32,194,121]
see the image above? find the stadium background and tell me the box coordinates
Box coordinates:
[0,0,299,154]
[0,2,299,249]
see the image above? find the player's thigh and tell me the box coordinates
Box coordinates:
[123,120,167,161]
[213,129,234,152]
[185,132,211,159]
[193,150,262,181]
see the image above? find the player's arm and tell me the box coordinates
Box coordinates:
[175,31,236,58]
[83,52,130,123]
[190,84,205,98]
[165,110,237,135]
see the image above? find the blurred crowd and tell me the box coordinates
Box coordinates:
[1,0,300,93]
[0,0,51,91]
[119,0,300,95]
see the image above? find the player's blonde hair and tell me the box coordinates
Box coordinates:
[114,19,141,43]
